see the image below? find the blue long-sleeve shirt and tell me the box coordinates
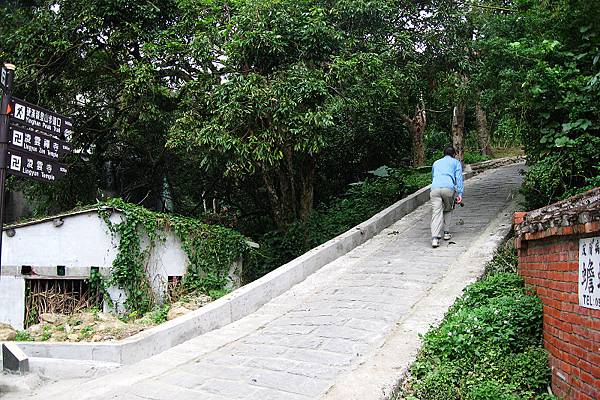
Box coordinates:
[431,155,464,196]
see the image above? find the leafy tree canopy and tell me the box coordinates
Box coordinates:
[1,0,597,226]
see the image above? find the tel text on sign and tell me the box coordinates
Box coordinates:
[579,237,600,310]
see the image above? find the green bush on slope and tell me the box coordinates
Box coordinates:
[397,244,554,400]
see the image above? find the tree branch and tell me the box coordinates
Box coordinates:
[157,68,194,82]
[400,113,412,124]
[471,3,514,12]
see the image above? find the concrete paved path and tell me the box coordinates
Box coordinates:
[18,164,523,400]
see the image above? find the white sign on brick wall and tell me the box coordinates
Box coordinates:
[579,237,600,310]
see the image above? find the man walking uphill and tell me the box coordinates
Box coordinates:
[430,146,464,248]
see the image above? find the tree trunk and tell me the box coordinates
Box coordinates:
[281,146,297,217]
[402,104,427,167]
[475,102,492,157]
[261,152,316,231]
[261,171,286,230]
[261,169,295,230]
[297,156,316,221]
[451,103,466,163]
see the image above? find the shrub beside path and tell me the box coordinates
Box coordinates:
[16,164,524,400]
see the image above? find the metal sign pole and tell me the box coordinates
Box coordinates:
[0,63,15,280]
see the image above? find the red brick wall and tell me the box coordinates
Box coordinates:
[517,228,600,399]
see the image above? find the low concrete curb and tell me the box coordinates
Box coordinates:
[468,155,525,173]
[2,342,29,373]
[29,357,121,380]
[321,195,521,400]
[5,171,481,366]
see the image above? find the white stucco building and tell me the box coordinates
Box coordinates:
[0,208,242,330]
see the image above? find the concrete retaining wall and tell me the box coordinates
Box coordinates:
[8,172,475,365]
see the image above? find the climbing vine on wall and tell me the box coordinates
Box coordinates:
[99,199,250,315]
[170,216,249,293]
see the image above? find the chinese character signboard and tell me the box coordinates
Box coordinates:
[7,148,68,183]
[3,97,73,183]
[579,237,600,310]
[0,63,74,277]
[9,97,74,138]
[9,127,72,160]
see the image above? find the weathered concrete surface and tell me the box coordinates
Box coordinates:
[10,173,446,366]
[28,358,121,380]
[322,196,520,400]
[0,371,43,396]
[9,164,523,400]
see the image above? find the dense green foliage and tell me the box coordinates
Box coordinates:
[99,199,250,314]
[167,0,429,228]
[396,243,554,400]
[473,0,600,208]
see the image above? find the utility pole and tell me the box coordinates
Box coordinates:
[0,63,16,280]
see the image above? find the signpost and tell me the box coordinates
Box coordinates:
[0,63,73,278]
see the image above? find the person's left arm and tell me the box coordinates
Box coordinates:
[455,160,464,202]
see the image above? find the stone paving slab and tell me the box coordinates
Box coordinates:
[15,164,523,400]
[323,188,521,400]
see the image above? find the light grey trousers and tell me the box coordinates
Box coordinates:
[430,188,455,239]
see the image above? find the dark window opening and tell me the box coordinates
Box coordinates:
[24,279,103,328]
[167,275,183,300]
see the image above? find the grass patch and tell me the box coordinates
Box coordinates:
[462,151,491,165]
[79,325,94,339]
[394,241,555,400]
[491,147,524,159]
[14,331,33,341]
[146,304,171,325]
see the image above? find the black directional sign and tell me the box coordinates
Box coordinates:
[0,67,7,93]
[7,148,68,183]
[9,97,73,138]
[9,127,72,161]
